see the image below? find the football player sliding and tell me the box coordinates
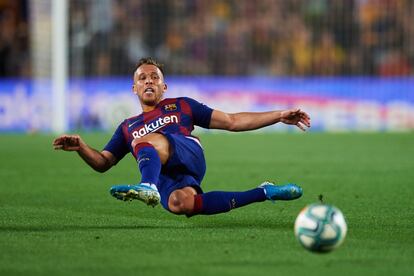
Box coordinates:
[53,57,311,217]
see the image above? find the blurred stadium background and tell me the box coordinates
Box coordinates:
[0,0,413,132]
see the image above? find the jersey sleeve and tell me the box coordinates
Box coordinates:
[183,97,213,128]
[103,122,130,161]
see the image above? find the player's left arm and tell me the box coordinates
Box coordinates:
[53,134,117,172]
[209,109,311,131]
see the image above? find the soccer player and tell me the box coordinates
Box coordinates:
[53,57,311,216]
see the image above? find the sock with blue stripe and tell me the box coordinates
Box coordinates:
[192,188,266,215]
[133,142,161,185]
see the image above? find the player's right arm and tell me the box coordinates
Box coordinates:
[185,97,310,132]
[209,109,311,131]
[53,135,116,173]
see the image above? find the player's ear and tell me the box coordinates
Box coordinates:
[163,83,167,92]
[132,84,138,95]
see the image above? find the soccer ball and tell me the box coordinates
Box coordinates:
[294,203,347,253]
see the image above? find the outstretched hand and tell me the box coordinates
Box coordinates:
[53,134,83,151]
[280,109,311,131]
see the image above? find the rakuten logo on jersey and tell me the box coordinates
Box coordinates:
[132,115,178,138]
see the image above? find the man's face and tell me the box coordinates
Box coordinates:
[133,64,167,107]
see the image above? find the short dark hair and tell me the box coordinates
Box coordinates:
[136,57,164,74]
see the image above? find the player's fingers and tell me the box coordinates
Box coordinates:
[53,145,64,150]
[298,111,309,119]
[302,112,311,120]
[56,134,70,139]
[301,117,311,127]
[299,119,311,130]
[296,122,306,131]
[65,146,80,151]
[69,136,79,145]
[54,135,72,144]
[53,137,64,145]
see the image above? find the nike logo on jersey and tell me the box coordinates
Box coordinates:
[132,115,178,139]
[128,120,140,128]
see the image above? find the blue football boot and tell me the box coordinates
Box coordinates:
[259,181,303,202]
[109,183,160,207]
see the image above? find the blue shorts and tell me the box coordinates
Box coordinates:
[156,134,206,211]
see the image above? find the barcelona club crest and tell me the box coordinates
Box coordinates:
[164,104,177,111]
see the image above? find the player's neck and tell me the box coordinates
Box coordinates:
[141,105,156,113]
[141,100,162,113]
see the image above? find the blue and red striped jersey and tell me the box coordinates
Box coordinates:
[103,97,213,161]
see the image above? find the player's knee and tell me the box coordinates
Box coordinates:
[168,190,194,215]
[131,134,170,164]
[131,135,152,149]
[131,133,162,147]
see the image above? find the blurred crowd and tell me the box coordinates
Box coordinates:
[0,0,30,77]
[1,0,414,77]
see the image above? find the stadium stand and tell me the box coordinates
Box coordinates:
[1,0,413,77]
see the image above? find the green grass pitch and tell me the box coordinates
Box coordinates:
[1,132,413,276]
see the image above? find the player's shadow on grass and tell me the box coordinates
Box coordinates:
[189,219,292,230]
[0,225,170,232]
[0,219,291,232]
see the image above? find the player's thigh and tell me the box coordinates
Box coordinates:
[131,133,170,164]
[162,134,206,183]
